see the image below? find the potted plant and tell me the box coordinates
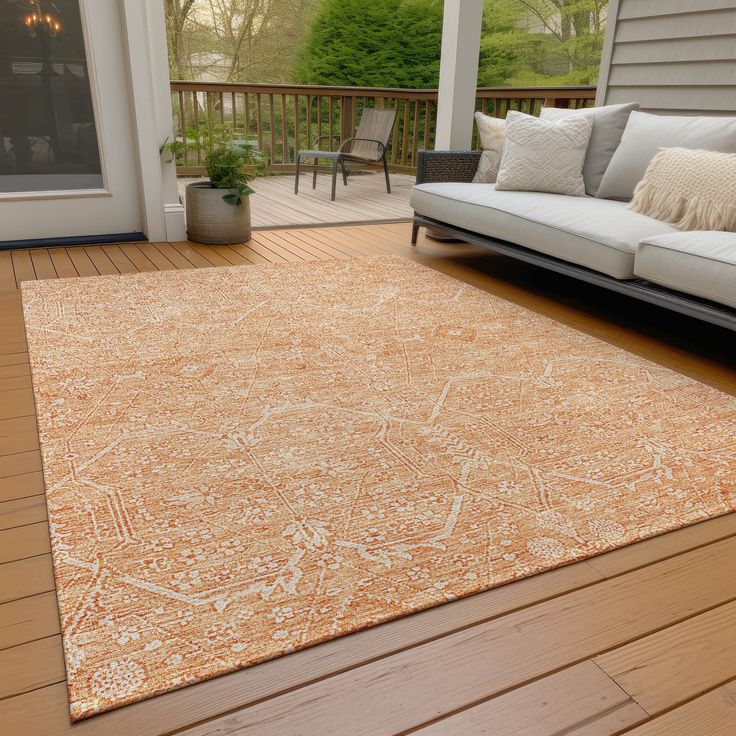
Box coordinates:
[164,128,266,244]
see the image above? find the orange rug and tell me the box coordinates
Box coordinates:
[22,255,736,720]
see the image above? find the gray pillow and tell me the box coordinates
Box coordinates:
[596,111,736,201]
[540,102,639,196]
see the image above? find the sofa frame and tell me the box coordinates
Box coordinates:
[410,151,736,332]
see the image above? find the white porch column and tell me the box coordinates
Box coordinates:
[434,0,484,150]
[120,0,187,243]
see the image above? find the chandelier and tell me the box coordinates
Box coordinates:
[24,1,62,38]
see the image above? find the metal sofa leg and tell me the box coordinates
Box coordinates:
[313,158,318,189]
[411,220,419,245]
[331,160,338,201]
[383,156,391,194]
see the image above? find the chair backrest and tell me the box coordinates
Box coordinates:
[350,108,397,160]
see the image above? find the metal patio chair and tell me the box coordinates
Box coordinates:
[294,107,397,201]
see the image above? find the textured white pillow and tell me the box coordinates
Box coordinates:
[472,112,505,183]
[540,102,639,196]
[495,111,593,197]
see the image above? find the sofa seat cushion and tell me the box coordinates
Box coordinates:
[635,232,736,309]
[410,182,677,279]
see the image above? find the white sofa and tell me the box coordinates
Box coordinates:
[409,151,736,331]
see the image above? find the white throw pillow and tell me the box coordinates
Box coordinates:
[596,111,736,201]
[495,111,593,197]
[540,102,639,196]
[472,112,505,183]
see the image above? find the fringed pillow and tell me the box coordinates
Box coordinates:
[630,148,736,232]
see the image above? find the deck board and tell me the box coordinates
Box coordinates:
[410,661,648,736]
[596,599,736,715]
[177,172,414,229]
[28,250,57,281]
[619,682,736,736]
[47,248,79,279]
[101,245,139,274]
[0,223,734,735]
[0,521,50,564]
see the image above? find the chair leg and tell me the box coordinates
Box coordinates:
[312,158,318,189]
[331,160,338,201]
[383,156,391,194]
[294,155,300,194]
[411,220,419,245]
[339,158,348,185]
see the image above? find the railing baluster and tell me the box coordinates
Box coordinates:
[280,94,288,164]
[328,97,334,149]
[390,99,400,166]
[317,95,323,148]
[400,100,410,166]
[294,94,300,161]
[177,90,186,167]
[339,96,347,143]
[269,94,276,165]
[193,91,201,165]
[256,93,263,152]
[411,100,420,167]
[306,95,313,147]
[423,100,431,150]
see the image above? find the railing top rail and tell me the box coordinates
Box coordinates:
[170,80,597,99]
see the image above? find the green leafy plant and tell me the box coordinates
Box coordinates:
[205,144,256,205]
[162,125,267,206]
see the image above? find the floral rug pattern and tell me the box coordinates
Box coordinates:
[21,255,736,720]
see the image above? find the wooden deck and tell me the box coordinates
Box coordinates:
[177,171,415,229]
[1,223,735,735]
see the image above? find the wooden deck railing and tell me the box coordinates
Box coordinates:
[170,81,596,176]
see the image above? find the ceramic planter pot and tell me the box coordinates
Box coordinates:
[185,182,251,244]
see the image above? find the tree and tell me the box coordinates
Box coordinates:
[165,0,197,79]
[164,0,606,88]
[478,0,529,87]
[165,0,319,83]
[200,0,318,82]
[479,0,607,86]
[293,0,443,88]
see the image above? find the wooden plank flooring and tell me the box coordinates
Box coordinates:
[0,223,734,735]
[177,172,415,229]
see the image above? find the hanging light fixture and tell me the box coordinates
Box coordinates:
[24,1,62,38]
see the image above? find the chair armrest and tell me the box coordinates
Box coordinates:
[338,138,386,159]
[312,134,340,149]
[415,150,482,184]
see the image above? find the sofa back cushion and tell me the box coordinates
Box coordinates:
[540,102,638,196]
[596,111,736,201]
[495,111,593,197]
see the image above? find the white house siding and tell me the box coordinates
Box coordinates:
[597,0,736,114]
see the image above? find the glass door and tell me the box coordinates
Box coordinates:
[0,0,143,243]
